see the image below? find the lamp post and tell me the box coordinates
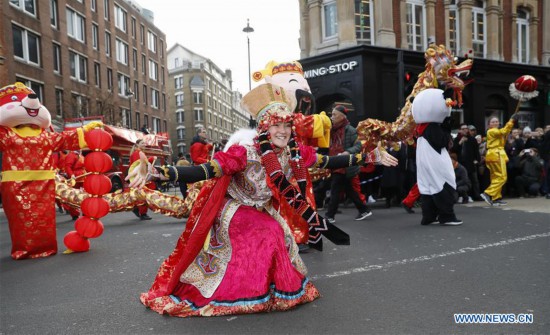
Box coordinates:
[242,18,256,128]
[126,89,134,128]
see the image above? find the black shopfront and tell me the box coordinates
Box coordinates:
[300,45,550,133]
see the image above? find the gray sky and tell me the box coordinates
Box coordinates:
[135,0,302,93]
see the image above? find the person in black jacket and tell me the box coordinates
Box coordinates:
[514,148,543,197]
[452,123,481,201]
[451,153,471,203]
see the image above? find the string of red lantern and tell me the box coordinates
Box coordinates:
[63,128,113,253]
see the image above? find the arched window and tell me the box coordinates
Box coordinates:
[472,0,486,58]
[516,8,529,64]
[406,0,426,51]
[354,0,374,45]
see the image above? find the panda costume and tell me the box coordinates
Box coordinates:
[412,88,462,226]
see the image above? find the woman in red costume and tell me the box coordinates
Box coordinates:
[128,83,397,317]
[0,83,102,260]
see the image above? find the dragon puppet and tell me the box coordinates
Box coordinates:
[357,44,473,151]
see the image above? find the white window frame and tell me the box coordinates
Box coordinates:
[405,0,426,51]
[104,0,110,20]
[148,59,158,81]
[117,73,131,97]
[147,31,157,53]
[16,77,44,101]
[174,76,183,89]
[53,42,61,74]
[194,108,204,121]
[13,25,41,67]
[92,23,99,50]
[115,39,129,65]
[177,127,185,140]
[516,8,529,64]
[176,110,185,123]
[175,93,184,107]
[66,7,86,43]
[114,4,127,33]
[471,2,486,58]
[10,0,36,17]
[105,31,111,57]
[50,0,58,28]
[91,0,96,12]
[354,0,374,44]
[193,91,203,104]
[151,89,159,109]
[69,51,88,83]
[322,0,337,40]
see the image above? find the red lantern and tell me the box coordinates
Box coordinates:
[75,217,104,238]
[85,129,113,151]
[514,75,537,93]
[81,197,110,218]
[83,174,112,195]
[63,231,90,252]
[84,151,113,173]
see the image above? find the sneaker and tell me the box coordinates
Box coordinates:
[355,211,373,221]
[493,199,507,206]
[421,219,439,225]
[132,207,141,218]
[401,203,415,214]
[326,217,335,224]
[457,196,463,203]
[140,214,152,220]
[468,196,474,203]
[440,219,463,226]
[480,192,493,206]
[367,195,376,204]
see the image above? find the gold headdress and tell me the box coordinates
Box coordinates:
[252,60,304,82]
[241,83,296,130]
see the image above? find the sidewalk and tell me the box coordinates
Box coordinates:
[464,195,550,213]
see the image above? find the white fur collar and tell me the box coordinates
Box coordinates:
[223,128,257,152]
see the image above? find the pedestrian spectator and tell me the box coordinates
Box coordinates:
[452,123,481,201]
[525,127,544,151]
[129,139,152,220]
[468,124,478,139]
[450,153,471,203]
[480,114,518,206]
[189,128,213,165]
[324,105,372,223]
[514,148,543,198]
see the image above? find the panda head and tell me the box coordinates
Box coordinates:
[411,88,452,124]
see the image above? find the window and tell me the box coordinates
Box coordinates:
[16,77,43,102]
[107,68,113,90]
[132,49,137,70]
[176,111,184,123]
[143,114,149,127]
[91,0,96,11]
[104,0,110,20]
[472,0,485,58]
[50,0,58,28]
[159,40,164,59]
[94,62,101,87]
[151,89,159,108]
[406,0,426,51]
[147,31,157,53]
[115,39,129,65]
[174,76,183,89]
[322,1,337,39]
[140,24,145,45]
[354,0,374,44]
[193,91,203,104]
[53,43,61,74]
[72,93,89,117]
[117,73,130,96]
[162,93,166,112]
[151,117,160,133]
[135,112,140,130]
[517,8,529,63]
[448,0,459,55]
[175,93,184,107]
[105,31,111,56]
[10,0,36,16]
[175,57,180,68]
[141,54,146,74]
[133,81,139,102]
[194,108,204,121]
[148,60,158,80]
[13,25,40,66]
[92,23,99,50]
[70,51,87,83]
[121,108,131,128]
[131,17,136,38]
[161,67,165,85]
[177,128,185,140]
[114,5,127,32]
[142,84,148,105]
[67,8,86,42]
[55,89,63,117]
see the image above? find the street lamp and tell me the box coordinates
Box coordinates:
[126,89,134,128]
[242,18,256,128]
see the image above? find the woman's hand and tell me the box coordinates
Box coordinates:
[126,151,153,188]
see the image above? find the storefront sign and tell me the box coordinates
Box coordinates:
[304,61,359,79]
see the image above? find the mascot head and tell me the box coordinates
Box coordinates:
[411,88,453,124]
[252,60,315,115]
[0,82,51,129]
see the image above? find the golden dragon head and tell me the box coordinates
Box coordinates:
[422,44,473,106]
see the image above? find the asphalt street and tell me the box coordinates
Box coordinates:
[1,196,549,335]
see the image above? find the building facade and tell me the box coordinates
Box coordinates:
[2,0,169,132]
[167,44,245,156]
[298,0,550,132]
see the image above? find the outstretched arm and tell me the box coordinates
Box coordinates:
[312,144,398,169]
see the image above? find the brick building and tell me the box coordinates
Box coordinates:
[2,0,168,133]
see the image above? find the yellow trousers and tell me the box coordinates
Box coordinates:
[485,157,507,200]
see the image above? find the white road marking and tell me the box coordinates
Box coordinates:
[311,232,550,280]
